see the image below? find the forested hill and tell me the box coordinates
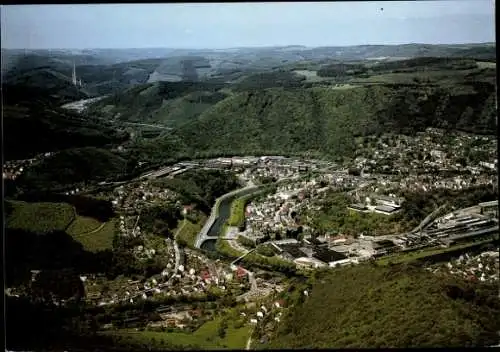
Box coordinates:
[3,84,129,161]
[266,263,500,348]
[170,80,496,160]
[86,81,229,127]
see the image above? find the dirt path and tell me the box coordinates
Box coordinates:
[74,222,106,237]
[173,218,187,272]
[246,327,254,350]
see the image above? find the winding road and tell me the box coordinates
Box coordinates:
[172,217,186,274]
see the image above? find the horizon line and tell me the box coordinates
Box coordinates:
[2,41,496,51]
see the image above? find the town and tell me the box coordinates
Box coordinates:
[5,127,499,340]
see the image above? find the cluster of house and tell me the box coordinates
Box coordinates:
[112,181,180,211]
[240,194,498,269]
[147,306,205,330]
[242,174,366,241]
[244,299,286,325]
[86,252,252,308]
[350,128,497,176]
[396,173,497,193]
[3,152,54,180]
[3,159,33,180]
[429,249,499,284]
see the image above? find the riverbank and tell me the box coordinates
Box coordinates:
[194,185,262,249]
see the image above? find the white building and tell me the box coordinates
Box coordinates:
[328,258,353,267]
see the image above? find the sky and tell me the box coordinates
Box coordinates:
[1,1,495,49]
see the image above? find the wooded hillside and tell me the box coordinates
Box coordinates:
[268,263,500,348]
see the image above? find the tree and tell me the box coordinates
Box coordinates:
[218,320,228,338]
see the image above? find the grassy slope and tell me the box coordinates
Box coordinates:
[269,264,500,348]
[104,315,251,350]
[176,219,204,248]
[88,81,228,127]
[66,215,102,234]
[5,200,116,252]
[6,200,75,235]
[69,219,117,252]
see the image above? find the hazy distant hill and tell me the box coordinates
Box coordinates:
[3,43,494,85]
[2,54,165,97]
[3,45,496,165]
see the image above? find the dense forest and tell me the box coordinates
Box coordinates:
[267,263,500,348]
[16,147,128,192]
[3,82,129,161]
[160,77,496,162]
[151,169,241,214]
[87,81,228,124]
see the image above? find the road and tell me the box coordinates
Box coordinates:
[123,122,172,130]
[172,217,186,274]
[246,327,255,350]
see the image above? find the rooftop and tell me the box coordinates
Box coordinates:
[374,205,398,213]
[479,200,498,208]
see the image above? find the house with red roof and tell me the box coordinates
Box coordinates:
[235,266,247,279]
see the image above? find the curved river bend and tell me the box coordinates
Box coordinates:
[200,188,259,251]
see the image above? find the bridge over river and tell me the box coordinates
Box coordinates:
[195,185,261,249]
[195,174,305,250]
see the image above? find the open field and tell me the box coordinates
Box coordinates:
[350,69,478,84]
[227,196,249,227]
[6,200,75,235]
[293,70,328,82]
[476,61,496,69]
[216,228,244,258]
[70,219,116,252]
[66,215,103,235]
[177,219,204,248]
[102,315,251,349]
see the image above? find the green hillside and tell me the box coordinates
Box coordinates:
[88,81,228,127]
[267,264,500,348]
[175,87,388,158]
[5,200,75,235]
[95,57,495,164]
[16,147,128,192]
[3,54,163,96]
[170,79,496,160]
[3,100,129,161]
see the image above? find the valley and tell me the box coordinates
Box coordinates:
[3,40,498,351]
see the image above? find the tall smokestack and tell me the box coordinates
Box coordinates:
[72,61,77,86]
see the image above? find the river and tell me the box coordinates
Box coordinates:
[200,188,260,252]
